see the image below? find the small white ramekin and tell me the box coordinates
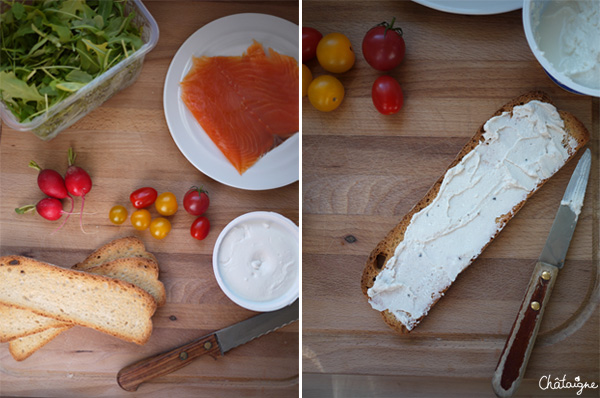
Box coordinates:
[212,211,299,312]
[522,0,600,97]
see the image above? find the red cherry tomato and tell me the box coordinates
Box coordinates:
[372,76,404,115]
[130,187,157,209]
[183,186,210,216]
[302,27,322,62]
[190,216,210,240]
[362,18,406,71]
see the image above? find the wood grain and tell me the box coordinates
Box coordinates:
[0,1,299,397]
[302,1,599,397]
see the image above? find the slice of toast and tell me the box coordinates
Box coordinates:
[8,325,73,361]
[0,304,69,342]
[361,92,589,333]
[85,258,166,306]
[72,236,157,271]
[0,256,156,345]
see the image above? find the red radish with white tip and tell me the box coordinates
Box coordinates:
[29,161,70,199]
[29,160,74,226]
[65,148,92,232]
[15,198,69,221]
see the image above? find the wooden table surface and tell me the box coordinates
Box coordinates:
[0,1,299,397]
[302,1,599,397]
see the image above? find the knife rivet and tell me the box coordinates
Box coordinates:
[179,351,188,360]
[541,271,551,281]
[204,341,212,350]
[531,301,541,311]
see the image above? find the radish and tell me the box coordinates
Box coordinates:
[29,160,74,227]
[15,198,69,221]
[65,148,92,233]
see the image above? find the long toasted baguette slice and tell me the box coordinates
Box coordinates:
[0,304,69,342]
[0,256,156,345]
[361,91,589,334]
[9,325,73,361]
[72,236,157,271]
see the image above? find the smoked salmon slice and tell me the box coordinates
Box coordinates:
[180,41,299,174]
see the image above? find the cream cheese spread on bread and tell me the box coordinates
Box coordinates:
[367,100,578,331]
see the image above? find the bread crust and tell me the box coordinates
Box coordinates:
[72,236,157,270]
[361,91,590,334]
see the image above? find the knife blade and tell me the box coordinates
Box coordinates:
[491,149,591,398]
[117,299,299,392]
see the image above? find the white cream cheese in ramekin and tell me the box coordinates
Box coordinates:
[535,0,600,90]
[217,218,298,303]
[367,100,578,331]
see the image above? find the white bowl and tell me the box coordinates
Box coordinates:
[522,0,600,97]
[212,211,299,312]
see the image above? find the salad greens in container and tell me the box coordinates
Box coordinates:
[0,0,159,140]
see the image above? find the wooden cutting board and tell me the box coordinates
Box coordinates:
[0,2,299,397]
[302,1,598,397]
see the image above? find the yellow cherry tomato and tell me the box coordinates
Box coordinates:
[155,192,178,216]
[302,64,312,97]
[149,217,171,240]
[307,75,345,112]
[316,32,355,73]
[131,209,151,230]
[108,205,128,225]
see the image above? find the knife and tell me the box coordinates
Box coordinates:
[117,299,299,392]
[491,149,592,398]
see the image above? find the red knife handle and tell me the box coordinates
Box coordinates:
[492,261,559,397]
[117,333,221,392]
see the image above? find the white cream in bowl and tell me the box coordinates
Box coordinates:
[535,0,600,90]
[213,211,299,311]
[524,0,600,96]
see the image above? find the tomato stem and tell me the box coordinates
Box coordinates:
[191,185,209,195]
[379,17,403,37]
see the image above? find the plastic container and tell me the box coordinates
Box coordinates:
[213,211,299,312]
[0,0,159,140]
[522,0,600,97]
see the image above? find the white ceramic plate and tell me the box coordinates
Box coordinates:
[412,0,522,15]
[213,212,299,312]
[164,13,299,190]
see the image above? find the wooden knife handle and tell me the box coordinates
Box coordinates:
[492,261,559,397]
[117,333,221,392]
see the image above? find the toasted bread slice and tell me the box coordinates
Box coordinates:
[0,304,69,342]
[361,92,590,333]
[86,258,166,306]
[72,236,157,271]
[8,325,73,361]
[0,256,156,345]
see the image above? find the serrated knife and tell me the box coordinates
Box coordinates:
[117,299,299,391]
[492,149,592,397]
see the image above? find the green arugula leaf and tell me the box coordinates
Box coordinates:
[11,2,25,20]
[55,81,86,92]
[65,69,92,83]
[0,71,45,103]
